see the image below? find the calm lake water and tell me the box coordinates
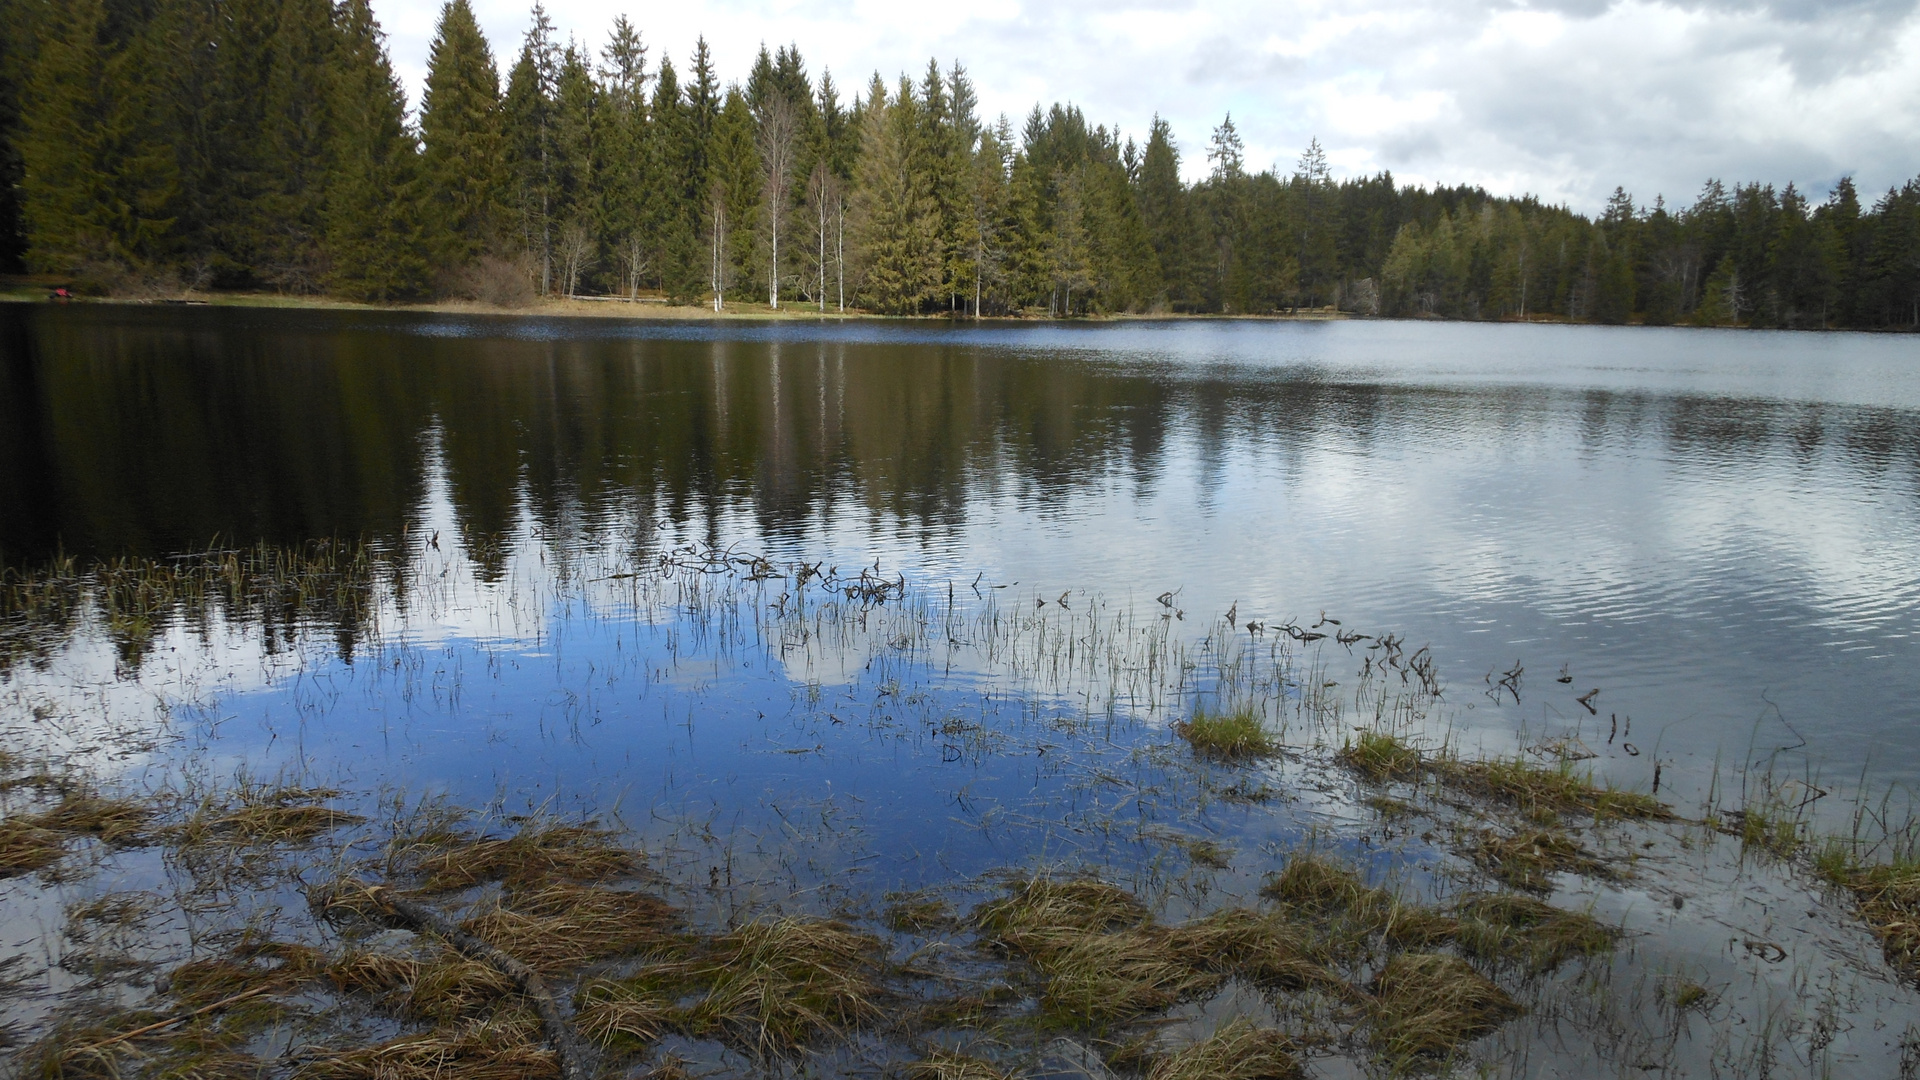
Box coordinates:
[6,304,1918,807]
[7,303,1920,1077]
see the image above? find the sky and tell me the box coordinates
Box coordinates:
[373,0,1920,214]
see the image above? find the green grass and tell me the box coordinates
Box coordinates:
[1175,705,1278,761]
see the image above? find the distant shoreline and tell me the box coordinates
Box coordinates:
[4,286,1904,331]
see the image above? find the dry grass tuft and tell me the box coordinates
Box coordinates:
[1029,926,1222,1029]
[1258,854,1455,950]
[1338,731,1424,782]
[406,954,518,1021]
[1451,894,1616,972]
[574,980,671,1049]
[293,1017,560,1080]
[974,877,1151,944]
[1368,953,1521,1063]
[3,792,155,876]
[1147,1018,1303,1080]
[1174,706,1278,761]
[325,950,421,999]
[1466,829,1612,893]
[173,786,365,848]
[1162,908,1341,992]
[630,916,888,1056]
[1819,855,1920,978]
[409,821,634,891]
[907,1047,1017,1080]
[1436,757,1667,821]
[461,883,677,972]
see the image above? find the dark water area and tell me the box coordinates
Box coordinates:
[6,304,1920,805]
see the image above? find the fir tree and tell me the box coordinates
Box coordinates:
[420,0,504,266]
[324,0,430,299]
[852,76,939,314]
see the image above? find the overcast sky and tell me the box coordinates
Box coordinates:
[373,0,1920,214]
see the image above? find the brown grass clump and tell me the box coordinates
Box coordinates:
[1436,757,1667,821]
[1173,706,1279,761]
[1466,829,1612,893]
[405,954,519,1021]
[574,980,671,1050]
[410,821,634,891]
[1819,856,1920,978]
[632,916,888,1056]
[1338,731,1424,782]
[1147,1018,1304,1080]
[1162,908,1342,992]
[1368,953,1521,1063]
[973,877,1151,944]
[461,883,677,972]
[971,878,1233,1029]
[2,792,154,877]
[173,786,364,847]
[0,818,68,876]
[1450,894,1616,972]
[325,950,422,999]
[1259,854,1456,950]
[293,1017,559,1080]
[907,1048,1017,1080]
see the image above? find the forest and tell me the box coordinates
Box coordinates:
[2,0,1918,327]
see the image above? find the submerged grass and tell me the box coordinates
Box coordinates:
[1436,756,1667,821]
[1,790,154,877]
[906,1047,1017,1080]
[172,785,364,848]
[294,1017,559,1080]
[1816,850,1920,978]
[461,883,678,972]
[1465,828,1612,894]
[1450,894,1616,973]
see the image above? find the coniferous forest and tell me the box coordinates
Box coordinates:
[3,0,1920,327]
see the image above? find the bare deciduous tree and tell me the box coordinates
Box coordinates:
[756,94,798,310]
[619,231,649,301]
[557,220,596,297]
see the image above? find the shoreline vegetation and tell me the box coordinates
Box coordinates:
[11,284,1908,331]
[4,2,1919,329]
[3,543,1918,1076]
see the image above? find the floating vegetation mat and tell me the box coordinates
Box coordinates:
[2,542,1918,1077]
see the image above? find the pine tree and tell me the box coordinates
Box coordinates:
[420,0,503,267]
[324,0,430,299]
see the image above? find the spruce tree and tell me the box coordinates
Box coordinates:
[18,0,178,282]
[502,5,559,292]
[420,0,504,267]
[324,0,430,299]
[851,76,940,313]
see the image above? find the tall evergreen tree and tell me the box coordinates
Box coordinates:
[324,0,430,299]
[420,0,504,266]
[852,76,939,313]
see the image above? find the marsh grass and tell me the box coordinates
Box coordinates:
[906,1047,1017,1080]
[1146,1017,1303,1080]
[1815,849,1920,978]
[884,891,956,932]
[2,790,154,877]
[1449,894,1615,973]
[461,883,678,972]
[1367,953,1521,1066]
[1465,829,1612,894]
[1175,705,1278,761]
[1435,756,1667,821]
[1339,731,1424,782]
[597,916,889,1056]
[1258,854,1455,952]
[293,1016,560,1080]
[171,784,365,848]
[404,820,635,891]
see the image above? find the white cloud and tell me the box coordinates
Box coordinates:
[376,0,1920,213]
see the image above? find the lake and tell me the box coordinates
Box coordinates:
[3,303,1919,1077]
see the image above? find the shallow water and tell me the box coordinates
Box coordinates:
[6,305,1919,806]
[4,304,1920,1077]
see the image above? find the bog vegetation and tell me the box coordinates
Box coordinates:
[2,0,1919,325]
